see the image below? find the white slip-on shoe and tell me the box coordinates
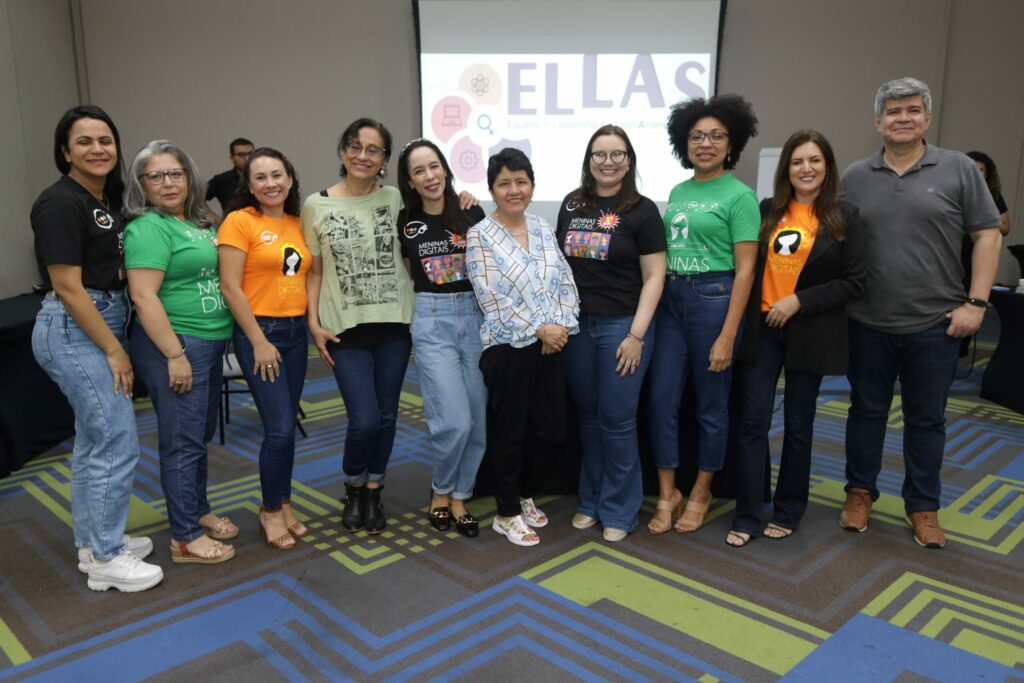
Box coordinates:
[86,553,163,593]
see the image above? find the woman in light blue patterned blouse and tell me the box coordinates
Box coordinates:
[466,148,579,547]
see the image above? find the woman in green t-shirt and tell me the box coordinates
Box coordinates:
[647,95,760,536]
[124,140,236,565]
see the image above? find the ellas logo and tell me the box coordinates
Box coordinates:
[93,209,113,229]
[260,230,278,245]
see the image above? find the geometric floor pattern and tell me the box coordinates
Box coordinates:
[0,320,1021,682]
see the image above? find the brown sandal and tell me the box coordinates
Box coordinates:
[259,507,296,550]
[200,515,239,540]
[648,489,683,535]
[171,538,235,564]
[281,500,308,538]
[675,498,710,533]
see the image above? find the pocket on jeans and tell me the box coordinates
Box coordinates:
[692,280,732,299]
[32,316,53,366]
[257,317,277,336]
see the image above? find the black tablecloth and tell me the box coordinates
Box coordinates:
[0,293,74,478]
[981,289,1024,413]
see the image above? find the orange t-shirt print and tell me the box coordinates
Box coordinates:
[761,201,818,313]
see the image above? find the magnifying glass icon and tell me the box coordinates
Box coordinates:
[477,113,494,135]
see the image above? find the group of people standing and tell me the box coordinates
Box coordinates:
[29,75,1005,593]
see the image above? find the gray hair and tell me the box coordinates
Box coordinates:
[123,140,212,228]
[874,77,932,117]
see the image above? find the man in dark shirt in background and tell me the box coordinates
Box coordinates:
[204,137,254,223]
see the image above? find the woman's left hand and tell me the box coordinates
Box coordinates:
[614,336,643,376]
[708,335,735,373]
[766,294,801,328]
[457,191,479,210]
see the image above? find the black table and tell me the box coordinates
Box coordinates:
[980,288,1024,413]
[0,293,74,478]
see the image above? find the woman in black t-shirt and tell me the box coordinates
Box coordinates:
[555,125,667,542]
[397,139,487,538]
[30,105,162,592]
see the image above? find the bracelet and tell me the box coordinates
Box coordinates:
[626,332,645,344]
[965,297,989,309]
[166,348,186,360]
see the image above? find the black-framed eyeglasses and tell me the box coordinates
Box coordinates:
[590,150,628,164]
[346,143,386,159]
[140,168,187,185]
[688,130,729,145]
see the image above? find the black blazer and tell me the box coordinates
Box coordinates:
[737,199,867,376]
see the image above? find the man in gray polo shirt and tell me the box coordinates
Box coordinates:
[839,77,1001,548]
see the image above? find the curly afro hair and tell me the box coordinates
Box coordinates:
[667,94,759,170]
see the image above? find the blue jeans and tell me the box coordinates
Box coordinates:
[648,272,741,472]
[130,323,225,542]
[845,319,959,512]
[733,321,823,534]
[31,290,138,562]
[564,314,655,532]
[328,335,412,485]
[412,292,487,500]
[232,316,308,509]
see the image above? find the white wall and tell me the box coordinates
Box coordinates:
[0,0,82,297]
[2,0,1022,297]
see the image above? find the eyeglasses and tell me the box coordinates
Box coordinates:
[688,130,729,145]
[346,142,386,159]
[232,150,253,159]
[590,150,628,164]
[140,168,187,185]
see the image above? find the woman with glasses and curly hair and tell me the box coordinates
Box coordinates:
[647,94,760,536]
[125,140,236,565]
[302,118,413,536]
[219,147,311,550]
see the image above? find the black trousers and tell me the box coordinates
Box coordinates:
[479,342,566,517]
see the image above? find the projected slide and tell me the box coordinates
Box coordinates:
[421,54,710,201]
[417,0,722,213]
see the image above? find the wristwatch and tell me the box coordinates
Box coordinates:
[965,297,989,308]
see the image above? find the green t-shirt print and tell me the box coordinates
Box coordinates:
[124,212,233,340]
[663,173,760,274]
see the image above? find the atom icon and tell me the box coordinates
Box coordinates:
[459,149,478,171]
[470,74,490,96]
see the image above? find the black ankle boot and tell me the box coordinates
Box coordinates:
[341,483,364,532]
[364,485,386,535]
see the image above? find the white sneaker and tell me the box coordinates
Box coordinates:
[519,498,548,528]
[78,535,156,573]
[492,514,540,547]
[87,552,163,593]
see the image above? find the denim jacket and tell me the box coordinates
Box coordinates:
[466,212,579,349]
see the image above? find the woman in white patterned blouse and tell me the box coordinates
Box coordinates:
[466,148,579,547]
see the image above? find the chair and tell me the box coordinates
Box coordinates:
[218,352,307,444]
[1008,244,1024,278]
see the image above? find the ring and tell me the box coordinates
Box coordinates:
[175,380,182,384]
[266,364,273,369]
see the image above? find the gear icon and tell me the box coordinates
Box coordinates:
[470,74,490,96]
[459,149,478,171]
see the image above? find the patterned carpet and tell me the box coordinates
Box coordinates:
[0,320,1021,682]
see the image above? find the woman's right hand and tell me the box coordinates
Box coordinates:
[253,340,282,382]
[168,355,193,394]
[535,324,569,351]
[309,323,340,368]
[106,347,134,398]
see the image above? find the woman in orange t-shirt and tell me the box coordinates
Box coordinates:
[728,130,867,547]
[218,148,312,550]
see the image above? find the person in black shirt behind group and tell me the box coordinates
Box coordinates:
[397,139,487,538]
[204,137,254,223]
[556,125,667,542]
